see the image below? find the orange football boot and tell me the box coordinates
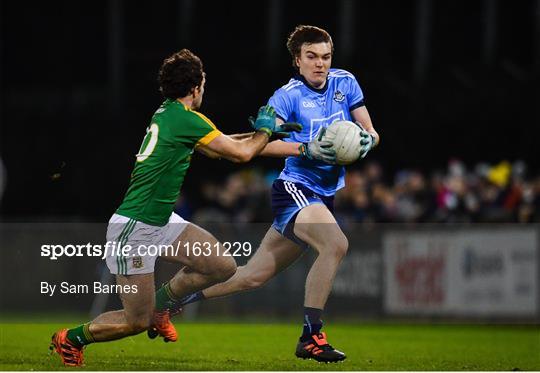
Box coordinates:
[49,328,84,367]
[150,310,178,342]
[295,332,346,363]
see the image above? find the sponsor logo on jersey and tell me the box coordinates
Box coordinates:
[333,90,345,102]
[302,101,316,108]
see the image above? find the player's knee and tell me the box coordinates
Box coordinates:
[221,256,237,281]
[332,233,349,260]
[212,256,237,282]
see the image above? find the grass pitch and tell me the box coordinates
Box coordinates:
[0,322,538,371]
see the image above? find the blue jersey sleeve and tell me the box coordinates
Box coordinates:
[348,76,365,111]
[268,88,294,122]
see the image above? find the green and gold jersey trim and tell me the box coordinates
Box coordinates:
[171,100,222,146]
[189,108,222,147]
[196,129,222,147]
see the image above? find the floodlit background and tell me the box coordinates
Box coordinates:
[0,0,539,323]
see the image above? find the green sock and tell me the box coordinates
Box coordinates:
[155,282,179,311]
[66,323,94,347]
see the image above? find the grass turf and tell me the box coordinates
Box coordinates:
[0,322,538,370]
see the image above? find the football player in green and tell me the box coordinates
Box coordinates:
[49,49,301,367]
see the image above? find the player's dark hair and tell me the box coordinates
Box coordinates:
[158,49,204,99]
[286,25,334,68]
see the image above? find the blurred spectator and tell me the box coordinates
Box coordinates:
[192,169,272,224]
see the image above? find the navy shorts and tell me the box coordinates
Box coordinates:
[271,179,334,246]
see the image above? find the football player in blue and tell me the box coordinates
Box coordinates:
[150,25,380,363]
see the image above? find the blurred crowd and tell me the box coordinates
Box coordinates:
[336,160,539,225]
[175,160,540,225]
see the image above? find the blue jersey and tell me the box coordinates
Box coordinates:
[268,68,365,196]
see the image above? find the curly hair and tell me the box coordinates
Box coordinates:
[286,25,334,68]
[158,49,204,99]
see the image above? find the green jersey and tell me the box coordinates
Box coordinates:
[116,99,222,226]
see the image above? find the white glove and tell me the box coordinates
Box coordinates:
[356,121,376,159]
[299,127,336,164]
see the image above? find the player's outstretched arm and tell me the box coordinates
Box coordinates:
[259,139,301,157]
[197,132,270,163]
[260,137,336,164]
[259,118,303,157]
[258,118,335,164]
[197,105,293,163]
[196,132,257,158]
[229,132,255,140]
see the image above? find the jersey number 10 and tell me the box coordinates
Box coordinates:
[136,124,159,162]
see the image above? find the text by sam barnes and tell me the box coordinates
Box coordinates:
[41,282,137,296]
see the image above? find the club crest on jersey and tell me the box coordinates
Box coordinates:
[132,256,144,269]
[333,90,345,103]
